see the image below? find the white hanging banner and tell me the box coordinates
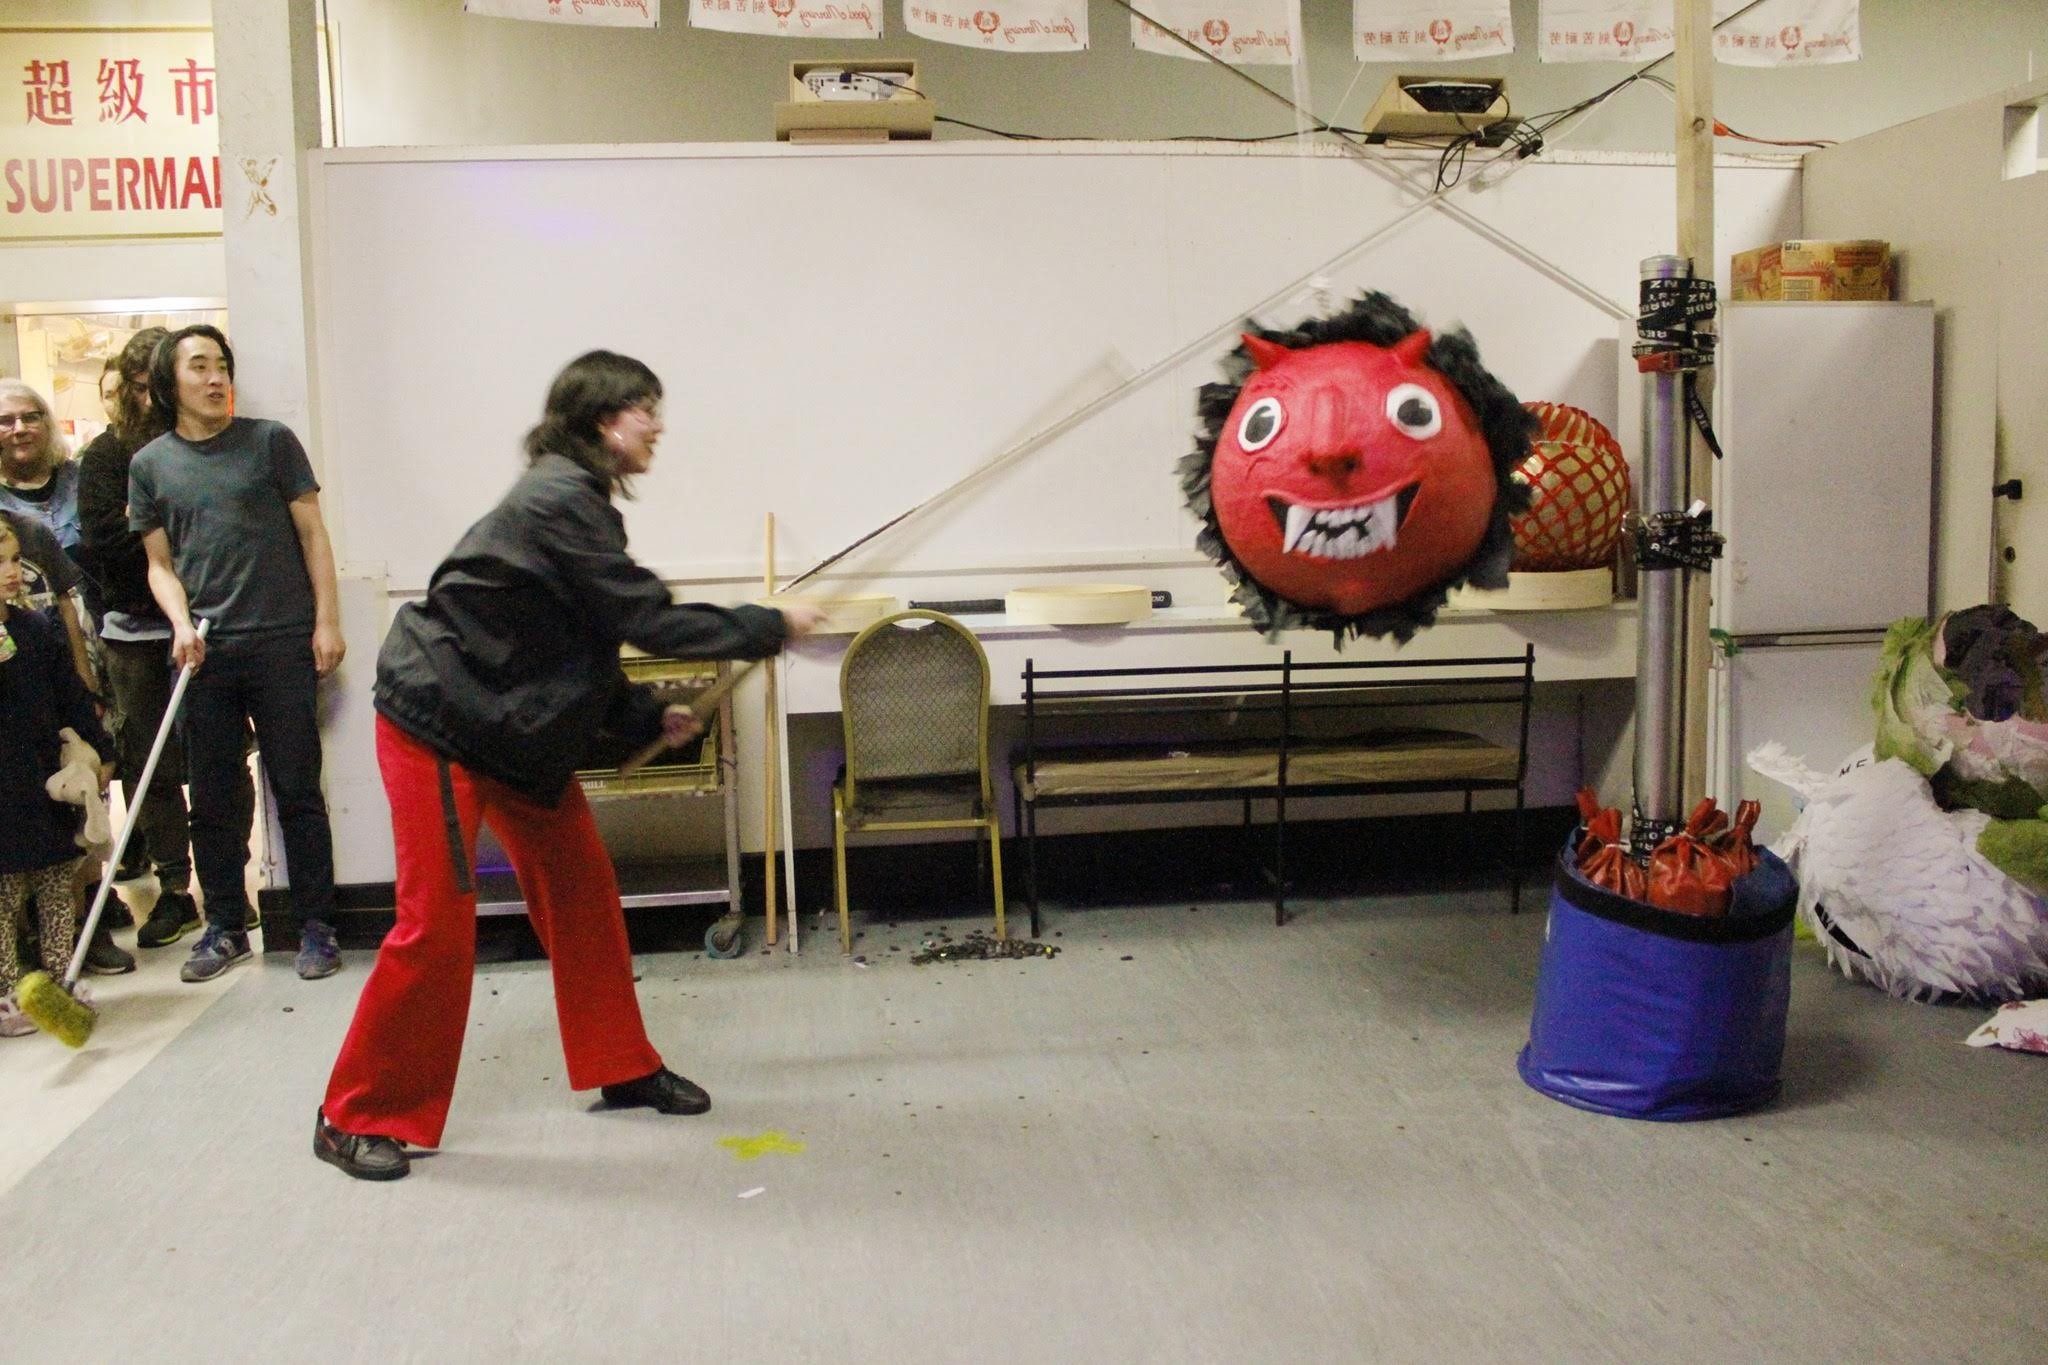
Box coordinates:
[1540,2,1857,64]
[1353,3,1514,62]
[462,0,660,25]
[1712,0,1858,66]
[905,2,1088,52]
[1130,0,1302,66]
[1536,1,1669,62]
[688,0,882,38]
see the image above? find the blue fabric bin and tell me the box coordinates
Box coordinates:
[1517,836,1797,1121]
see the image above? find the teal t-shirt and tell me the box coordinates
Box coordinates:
[128,417,320,639]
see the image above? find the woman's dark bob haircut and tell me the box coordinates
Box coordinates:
[525,350,662,496]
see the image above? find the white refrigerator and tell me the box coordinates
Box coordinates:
[1706,301,1937,841]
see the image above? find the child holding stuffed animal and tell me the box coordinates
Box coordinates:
[0,520,113,1036]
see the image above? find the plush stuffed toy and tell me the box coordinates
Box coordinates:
[1181,292,1535,644]
[46,726,111,854]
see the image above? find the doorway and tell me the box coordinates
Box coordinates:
[5,299,229,448]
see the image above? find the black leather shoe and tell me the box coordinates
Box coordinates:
[600,1066,711,1115]
[314,1109,410,1181]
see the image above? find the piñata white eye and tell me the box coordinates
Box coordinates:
[1385,384,1441,440]
[1237,397,1284,451]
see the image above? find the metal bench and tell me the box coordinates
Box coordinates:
[1013,647,1536,933]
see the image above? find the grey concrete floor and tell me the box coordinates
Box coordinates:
[1,889,2042,1363]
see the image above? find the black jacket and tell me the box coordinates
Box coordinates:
[0,607,114,874]
[76,428,164,624]
[375,454,786,806]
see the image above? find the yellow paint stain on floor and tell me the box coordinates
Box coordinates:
[718,1130,806,1160]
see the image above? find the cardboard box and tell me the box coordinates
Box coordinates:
[1730,239,1893,301]
[1360,74,1516,144]
[774,59,933,143]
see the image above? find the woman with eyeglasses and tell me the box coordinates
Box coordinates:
[0,379,84,565]
[315,349,825,1181]
[0,381,97,692]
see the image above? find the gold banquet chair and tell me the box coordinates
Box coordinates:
[832,610,1006,954]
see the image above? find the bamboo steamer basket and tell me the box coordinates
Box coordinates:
[1446,567,1613,613]
[1004,584,1153,626]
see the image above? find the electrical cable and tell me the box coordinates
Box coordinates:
[1629,70,1834,149]
[891,0,1797,159]
[872,3,1795,322]
[1518,0,1776,139]
[1104,0,1631,318]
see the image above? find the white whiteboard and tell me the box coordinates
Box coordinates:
[308,143,1798,591]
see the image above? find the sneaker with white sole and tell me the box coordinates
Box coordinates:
[180,927,252,984]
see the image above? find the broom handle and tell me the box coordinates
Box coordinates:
[761,513,781,948]
[618,657,766,777]
[64,618,211,989]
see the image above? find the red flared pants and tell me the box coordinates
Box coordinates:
[322,716,662,1147]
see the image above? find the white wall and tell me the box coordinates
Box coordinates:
[306,143,1797,593]
[1802,76,2048,612]
[0,239,226,306]
[322,0,2048,155]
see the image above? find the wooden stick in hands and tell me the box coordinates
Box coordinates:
[618,601,827,777]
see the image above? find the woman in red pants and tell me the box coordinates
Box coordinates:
[317,351,822,1181]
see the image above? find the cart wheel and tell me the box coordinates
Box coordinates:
[704,919,746,959]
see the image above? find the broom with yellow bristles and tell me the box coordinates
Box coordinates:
[21,620,209,1047]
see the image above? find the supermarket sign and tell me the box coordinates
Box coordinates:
[2,27,221,241]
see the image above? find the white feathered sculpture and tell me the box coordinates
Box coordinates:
[1749,742,2048,1002]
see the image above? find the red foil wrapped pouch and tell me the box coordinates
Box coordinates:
[1716,799,1762,878]
[1647,799,1735,917]
[1574,788,1645,898]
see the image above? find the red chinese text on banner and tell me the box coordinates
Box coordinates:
[1712,0,1858,66]
[905,2,1087,52]
[689,0,882,37]
[1353,2,1513,62]
[1539,1,1858,65]
[1535,1,1670,63]
[462,0,661,26]
[2,27,221,241]
[1130,0,1302,66]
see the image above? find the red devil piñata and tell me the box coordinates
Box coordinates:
[1181,293,1535,643]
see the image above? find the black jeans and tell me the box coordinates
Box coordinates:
[103,637,254,893]
[182,630,335,933]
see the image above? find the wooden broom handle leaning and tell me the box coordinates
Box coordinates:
[761,513,782,946]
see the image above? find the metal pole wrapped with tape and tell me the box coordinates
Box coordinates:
[1633,254,1691,840]
[1630,253,1726,854]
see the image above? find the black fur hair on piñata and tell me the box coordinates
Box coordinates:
[1178,291,1536,645]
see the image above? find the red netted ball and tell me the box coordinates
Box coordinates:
[1511,402,1631,572]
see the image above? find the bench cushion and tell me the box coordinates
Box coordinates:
[1015,728,1517,800]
